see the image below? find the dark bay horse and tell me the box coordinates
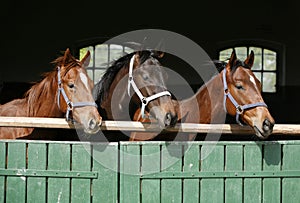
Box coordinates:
[130,50,275,140]
[94,50,178,137]
[0,48,102,139]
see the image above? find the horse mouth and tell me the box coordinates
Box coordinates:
[253,125,270,140]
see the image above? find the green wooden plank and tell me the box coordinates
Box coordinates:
[282,144,300,203]
[0,142,6,203]
[183,144,199,203]
[263,143,281,203]
[244,144,262,203]
[141,144,160,203]
[27,143,47,203]
[161,143,182,203]
[6,142,26,203]
[92,143,118,203]
[120,143,140,203]
[200,145,224,203]
[47,143,71,203]
[225,145,243,203]
[71,144,92,203]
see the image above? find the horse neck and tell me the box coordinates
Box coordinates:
[100,67,129,120]
[26,72,63,118]
[179,73,226,123]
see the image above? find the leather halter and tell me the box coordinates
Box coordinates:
[222,68,268,126]
[57,67,97,121]
[127,54,171,118]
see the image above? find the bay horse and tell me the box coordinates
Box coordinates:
[0,48,102,139]
[93,50,178,140]
[130,50,275,140]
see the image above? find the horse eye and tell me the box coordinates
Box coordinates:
[235,84,244,90]
[68,83,75,88]
[142,74,149,80]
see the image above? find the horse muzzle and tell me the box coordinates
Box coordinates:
[254,118,275,139]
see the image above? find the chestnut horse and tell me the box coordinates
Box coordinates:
[94,50,178,137]
[130,50,275,140]
[0,48,102,139]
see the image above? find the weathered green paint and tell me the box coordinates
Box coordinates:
[6,142,26,203]
[92,143,118,203]
[225,145,243,203]
[141,144,160,203]
[27,143,47,203]
[0,169,97,178]
[1,140,300,202]
[282,144,300,203]
[47,143,71,203]
[0,142,5,203]
[71,144,92,203]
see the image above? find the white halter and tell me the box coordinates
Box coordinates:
[127,54,171,118]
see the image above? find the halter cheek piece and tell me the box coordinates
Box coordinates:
[127,55,171,118]
[222,68,268,126]
[56,67,97,121]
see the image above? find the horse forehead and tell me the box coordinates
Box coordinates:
[79,71,90,90]
[235,67,260,88]
[142,57,160,66]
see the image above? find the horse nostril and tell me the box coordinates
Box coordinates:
[263,119,274,132]
[164,113,172,127]
[88,118,97,130]
[164,113,178,127]
[170,114,178,127]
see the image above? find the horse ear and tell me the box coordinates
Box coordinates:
[62,48,73,65]
[80,50,91,67]
[244,50,255,68]
[151,50,165,58]
[228,49,237,69]
[153,39,165,58]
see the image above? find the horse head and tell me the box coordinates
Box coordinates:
[223,50,275,139]
[96,50,178,129]
[56,48,102,134]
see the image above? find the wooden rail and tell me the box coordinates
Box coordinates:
[0,116,300,135]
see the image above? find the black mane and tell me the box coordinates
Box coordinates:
[94,50,156,106]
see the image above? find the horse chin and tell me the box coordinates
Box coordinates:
[83,127,100,135]
[253,125,269,140]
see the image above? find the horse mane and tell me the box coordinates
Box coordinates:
[25,52,80,116]
[94,50,156,105]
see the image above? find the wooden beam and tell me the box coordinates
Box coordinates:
[0,116,299,135]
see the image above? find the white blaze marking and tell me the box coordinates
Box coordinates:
[80,72,89,91]
[249,75,256,86]
[249,74,259,92]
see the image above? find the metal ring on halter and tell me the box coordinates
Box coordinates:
[142,98,148,105]
[236,105,244,114]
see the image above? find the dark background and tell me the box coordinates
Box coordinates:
[1,0,299,124]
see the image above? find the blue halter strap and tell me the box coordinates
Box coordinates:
[57,67,97,121]
[222,68,268,126]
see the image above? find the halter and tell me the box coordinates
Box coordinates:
[127,54,171,118]
[222,68,268,126]
[57,67,97,121]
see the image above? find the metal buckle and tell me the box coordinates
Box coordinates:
[236,105,244,114]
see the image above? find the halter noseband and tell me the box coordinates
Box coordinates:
[57,67,97,121]
[222,68,268,126]
[127,54,171,118]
